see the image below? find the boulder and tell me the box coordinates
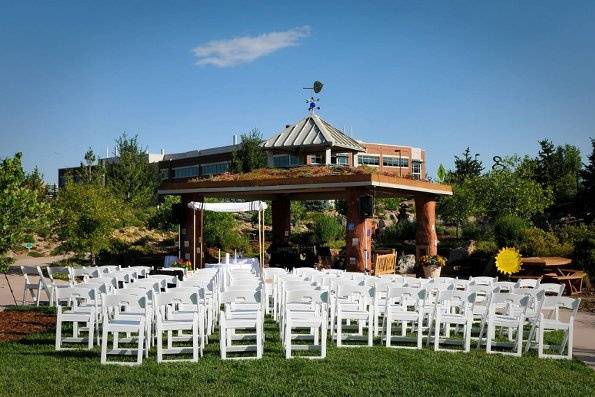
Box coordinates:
[397,254,416,274]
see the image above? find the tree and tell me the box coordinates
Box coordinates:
[534,139,582,204]
[579,138,595,220]
[54,182,130,264]
[230,129,267,173]
[474,169,553,220]
[438,180,477,236]
[106,133,159,211]
[0,153,51,271]
[436,164,447,183]
[446,147,483,184]
[77,148,105,185]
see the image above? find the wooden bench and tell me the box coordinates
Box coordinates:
[544,270,586,295]
[372,250,397,276]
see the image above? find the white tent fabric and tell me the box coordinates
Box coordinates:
[187,201,267,212]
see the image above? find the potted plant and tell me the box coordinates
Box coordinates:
[172,258,192,271]
[420,254,447,278]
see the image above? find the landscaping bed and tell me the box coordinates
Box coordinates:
[0,308,55,342]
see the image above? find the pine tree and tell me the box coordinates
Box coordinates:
[579,138,595,220]
[230,129,267,173]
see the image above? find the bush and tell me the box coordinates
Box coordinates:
[377,220,416,247]
[204,211,250,252]
[147,195,180,232]
[573,237,595,279]
[493,215,529,248]
[519,227,573,257]
[312,214,344,247]
[462,222,493,240]
[474,239,498,255]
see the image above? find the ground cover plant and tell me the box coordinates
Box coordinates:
[0,307,593,397]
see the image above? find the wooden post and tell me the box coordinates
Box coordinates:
[414,193,438,259]
[345,189,373,272]
[271,197,291,247]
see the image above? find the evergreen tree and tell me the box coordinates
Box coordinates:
[446,147,483,184]
[579,138,595,221]
[106,133,159,210]
[230,129,267,173]
[534,139,582,204]
[76,148,105,185]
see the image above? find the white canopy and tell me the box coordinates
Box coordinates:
[187,201,268,212]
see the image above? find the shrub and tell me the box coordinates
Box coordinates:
[462,222,493,240]
[147,195,180,232]
[204,211,250,252]
[519,227,573,257]
[474,239,498,255]
[377,220,416,247]
[312,214,344,247]
[493,215,529,248]
[573,237,595,279]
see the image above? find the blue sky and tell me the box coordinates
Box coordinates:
[1,1,594,184]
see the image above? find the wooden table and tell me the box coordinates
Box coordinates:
[520,257,585,295]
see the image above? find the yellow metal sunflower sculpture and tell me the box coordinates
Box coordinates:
[495,247,522,275]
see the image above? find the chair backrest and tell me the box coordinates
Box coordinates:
[54,286,96,307]
[436,290,476,314]
[514,278,540,289]
[469,276,497,287]
[285,288,328,306]
[102,293,146,315]
[154,289,199,307]
[542,296,581,320]
[402,278,430,288]
[220,289,261,305]
[20,266,38,283]
[386,286,426,308]
[488,293,530,317]
[538,283,564,296]
[493,281,516,293]
[452,279,470,291]
[47,266,71,282]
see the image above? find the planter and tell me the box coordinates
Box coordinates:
[422,265,442,278]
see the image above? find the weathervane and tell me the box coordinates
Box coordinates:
[303,80,324,113]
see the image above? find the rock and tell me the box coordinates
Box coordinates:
[397,254,416,274]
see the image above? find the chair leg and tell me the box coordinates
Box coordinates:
[566,325,573,359]
[486,324,493,353]
[368,312,374,346]
[434,318,440,351]
[55,318,62,350]
[464,322,472,352]
[417,318,423,349]
[336,313,343,347]
[516,324,523,356]
[192,324,199,362]
[156,325,163,363]
[385,317,392,347]
[285,319,292,359]
[219,316,226,360]
[100,326,108,364]
[88,320,95,350]
[537,325,544,358]
[321,317,327,359]
[136,328,144,365]
[525,323,536,353]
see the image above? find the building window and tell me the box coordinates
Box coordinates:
[309,154,323,165]
[159,168,169,180]
[201,162,229,176]
[358,154,380,166]
[273,154,301,168]
[412,160,422,179]
[383,156,409,167]
[332,153,349,166]
[173,165,199,179]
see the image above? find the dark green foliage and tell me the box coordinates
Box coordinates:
[147,195,181,231]
[312,214,344,246]
[573,237,595,278]
[290,201,306,226]
[303,200,333,212]
[76,148,106,185]
[446,147,484,184]
[493,215,529,248]
[519,227,573,257]
[106,133,159,212]
[230,129,267,173]
[578,138,595,220]
[0,153,52,271]
[532,140,582,204]
[377,220,416,247]
[203,211,249,252]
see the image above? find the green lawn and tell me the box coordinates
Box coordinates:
[0,308,593,397]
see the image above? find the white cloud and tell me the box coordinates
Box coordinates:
[192,26,311,67]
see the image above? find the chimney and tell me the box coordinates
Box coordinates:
[233,135,239,145]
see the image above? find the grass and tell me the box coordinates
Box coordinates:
[0,309,593,397]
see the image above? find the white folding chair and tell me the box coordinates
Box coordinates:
[478,293,530,356]
[335,285,375,347]
[515,278,540,289]
[54,286,97,350]
[469,276,497,287]
[20,266,41,306]
[428,290,476,352]
[284,289,329,359]
[154,290,202,362]
[100,293,149,366]
[525,296,580,359]
[383,287,426,349]
[219,289,263,360]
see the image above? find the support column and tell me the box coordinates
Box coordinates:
[325,148,332,165]
[271,197,291,247]
[345,189,373,272]
[414,193,438,259]
[181,193,204,268]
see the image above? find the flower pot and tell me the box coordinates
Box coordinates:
[422,265,442,278]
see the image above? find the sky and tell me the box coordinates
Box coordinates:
[1,1,594,184]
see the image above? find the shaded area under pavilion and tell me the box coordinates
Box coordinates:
[159,171,452,272]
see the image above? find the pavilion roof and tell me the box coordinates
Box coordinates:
[263,114,365,152]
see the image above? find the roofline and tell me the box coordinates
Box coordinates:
[357,140,424,151]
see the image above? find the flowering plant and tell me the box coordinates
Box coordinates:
[173,258,192,270]
[419,255,447,267]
